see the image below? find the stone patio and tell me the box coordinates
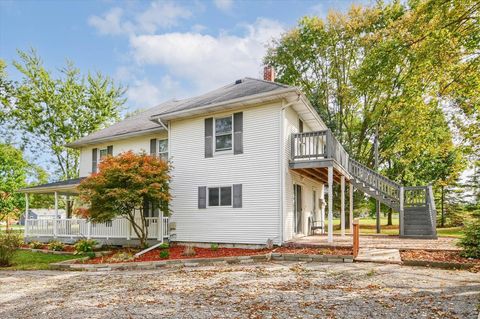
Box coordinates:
[287,234,460,251]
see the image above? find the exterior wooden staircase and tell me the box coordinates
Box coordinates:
[289,129,437,239]
[348,158,437,238]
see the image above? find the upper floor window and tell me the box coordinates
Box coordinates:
[215,116,232,152]
[158,139,168,160]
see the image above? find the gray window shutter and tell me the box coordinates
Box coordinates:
[92,148,98,173]
[233,184,242,208]
[198,186,207,209]
[107,145,113,156]
[150,138,157,156]
[233,112,243,155]
[205,118,213,158]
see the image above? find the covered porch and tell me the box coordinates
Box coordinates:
[290,129,354,243]
[19,178,169,245]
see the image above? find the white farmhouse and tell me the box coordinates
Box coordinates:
[21,68,437,245]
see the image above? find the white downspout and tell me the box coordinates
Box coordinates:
[279,96,299,245]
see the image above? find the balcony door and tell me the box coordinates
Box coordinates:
[293,184,303,234]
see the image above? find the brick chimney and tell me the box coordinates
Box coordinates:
[263,66,275,82]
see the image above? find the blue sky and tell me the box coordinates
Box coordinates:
[1,0,370,114]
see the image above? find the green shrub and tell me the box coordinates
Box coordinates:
[158,242,169,249]
[0,232,22,266]
[159,249,170,259]
[47,240,65,252]
[210,243,219,251]
[459,220,480,258]
[74,239,97,254]
[29,241,44,249]
[85,251,96,259]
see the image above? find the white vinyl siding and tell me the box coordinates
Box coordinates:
[283,106,324,240]
[169,102,281,245]
[78,132,167,177]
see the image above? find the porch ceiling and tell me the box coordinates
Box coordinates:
[291,166,348,185]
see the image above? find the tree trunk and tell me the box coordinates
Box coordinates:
[387,207,392,226]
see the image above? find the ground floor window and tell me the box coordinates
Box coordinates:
[208,186,232,207]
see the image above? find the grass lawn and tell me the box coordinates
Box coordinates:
[1,250,85,270]
[329,217,464,238]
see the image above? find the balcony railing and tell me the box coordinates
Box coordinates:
[291,130,349,170]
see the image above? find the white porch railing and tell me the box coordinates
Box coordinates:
[25,217,169,241]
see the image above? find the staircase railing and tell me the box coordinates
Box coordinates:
[348,158,401,203]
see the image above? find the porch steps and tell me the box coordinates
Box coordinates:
[355,248,402,264]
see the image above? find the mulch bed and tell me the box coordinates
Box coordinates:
[273,246,352,256]
[87,245,353,264]
[400,249,480,265]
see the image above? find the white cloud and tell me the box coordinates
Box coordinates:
[135,1,192,33]
[88,7,126,35]
[127,76,183,108]
[214,0,234,12]
[129,18,285,92]
[88,1,192,36]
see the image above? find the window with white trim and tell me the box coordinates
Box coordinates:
[208,186,232,207]
[99,148,108,160]
[158,139,168,160]
[215,116,232,151]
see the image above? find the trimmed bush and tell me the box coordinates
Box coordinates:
[74,239,97,254]
[0,232,22,266]
[459,220,480,259]
[47,240,65,252]
[29,241,43,249]
[159,249,169,259]
[210,243,219,251]
[158,242,169,249]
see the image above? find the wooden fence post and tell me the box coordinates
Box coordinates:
[353,218,360,258]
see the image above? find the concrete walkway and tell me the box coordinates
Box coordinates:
[355,248,402,264]
[287,234,460,251]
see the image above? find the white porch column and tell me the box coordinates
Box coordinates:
[53,191,58,238]
[327,166,334,243]
[157,214,162,241]
[341,175,345,237]
[24,193,29,238]
[349,183,354,233]
[319,184,325,234]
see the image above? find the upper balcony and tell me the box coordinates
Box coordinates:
[289,130,350,184]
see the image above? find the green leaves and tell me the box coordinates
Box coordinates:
[5,49,126,181]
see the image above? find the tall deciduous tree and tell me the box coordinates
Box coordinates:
[265,0,475,219]
[78,151,171,248]
[4,50,126,216]
[0,144,28,226]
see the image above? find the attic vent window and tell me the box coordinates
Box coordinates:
[235,79,243,85]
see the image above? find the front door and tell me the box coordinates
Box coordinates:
[293,184,303,234]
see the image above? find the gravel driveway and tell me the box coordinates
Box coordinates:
[1,261,479,319]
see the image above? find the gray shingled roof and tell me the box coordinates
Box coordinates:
[151,77,290,117]
[68,78,292,148]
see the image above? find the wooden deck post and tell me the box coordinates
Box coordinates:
[341,175,345,237]
[327,166,334,243]
[399,186,404,237]
[349,183,354,234]
[353,218,360,258]
[157,215,162,241]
